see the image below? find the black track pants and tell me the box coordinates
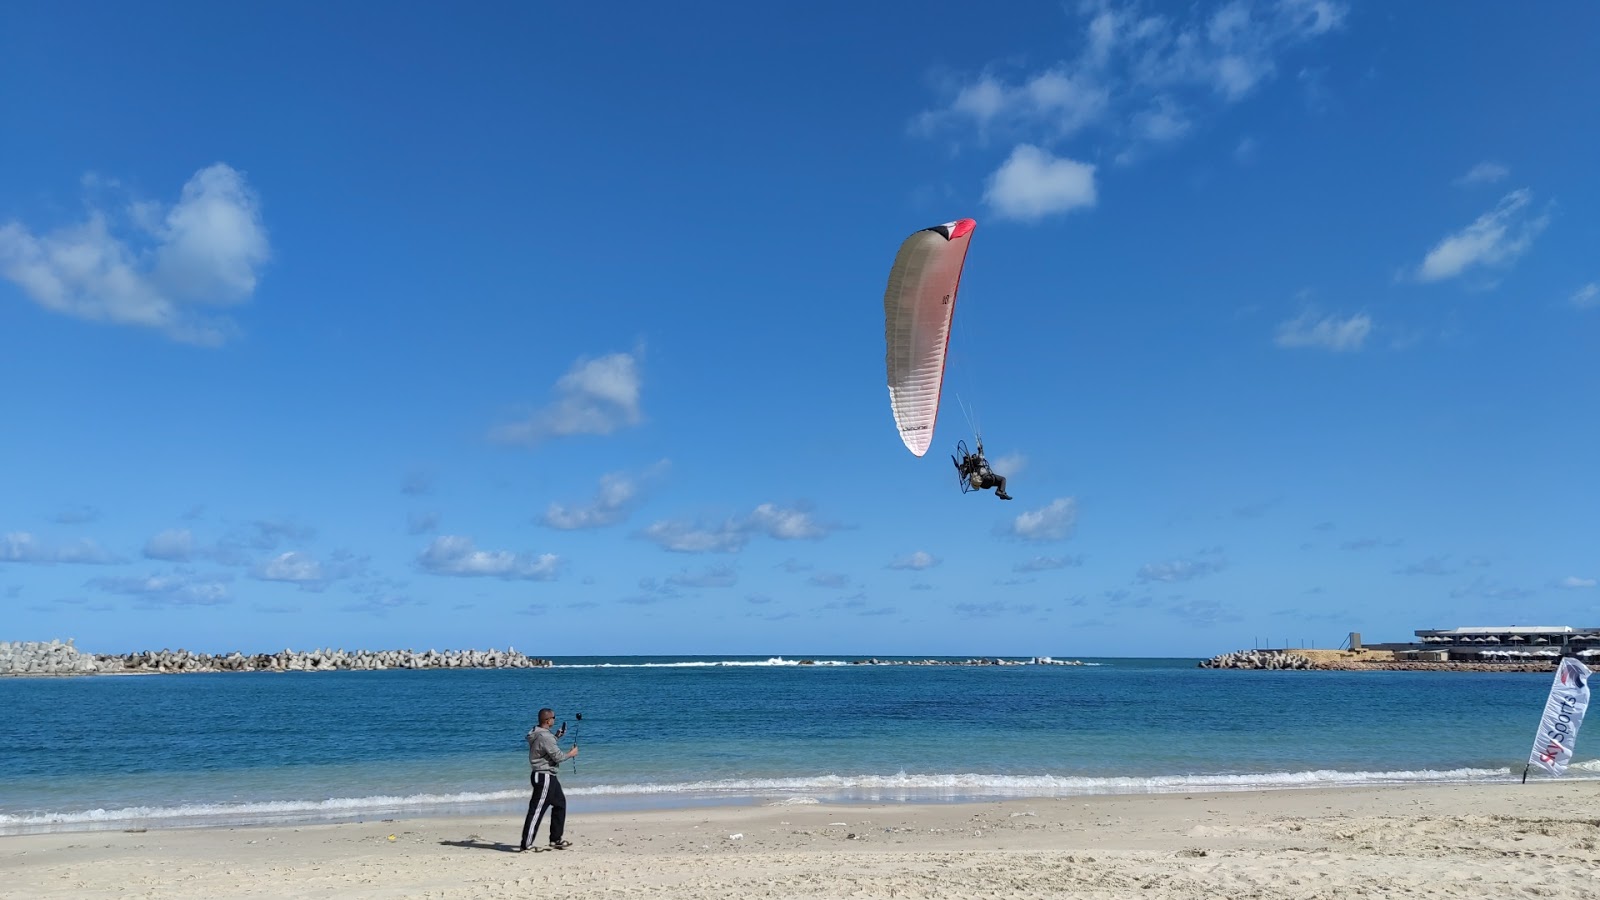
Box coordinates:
[519,771,566,849]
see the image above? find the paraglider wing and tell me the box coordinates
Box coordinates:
[883,218,976,456]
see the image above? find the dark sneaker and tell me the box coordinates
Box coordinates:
[549,840,573,850]
[996,491,1013,500]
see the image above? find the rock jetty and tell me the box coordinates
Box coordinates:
[1199,647,1561,672]
[1199,650,1315,670]
[0,640,550,676]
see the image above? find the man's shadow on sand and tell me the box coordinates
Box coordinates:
[440,838,524,853]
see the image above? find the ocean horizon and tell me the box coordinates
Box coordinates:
[3,655,1592,836]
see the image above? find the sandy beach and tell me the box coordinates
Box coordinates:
[4,782,1596,899]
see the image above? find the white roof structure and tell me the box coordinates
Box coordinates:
[1416,626,1579,635]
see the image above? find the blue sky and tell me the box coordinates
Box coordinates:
[2,1,1595,657]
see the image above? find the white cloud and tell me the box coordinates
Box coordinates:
[257,551,325,584]
[417,535,561,580]
[915,0,1346,165]
[889,551,941,570]
[1569,283,1599,310]
[637,519,748,554]
[544,461,668,530]
[1003,498,1079,542]
[1137,558,1225,582]
[990,452,1027,477]
[0,531,119,565]
[954,600,1038,618]
[1014,555,1083,572]
[665,565,739,589]
[1130,96,1191,143]
[637,503,836,554]
[1274,309,1371,351]
[747,503,830,540]
[491,350,644,445]
[89,570,231,606]
[1455,162,1509,187]
[984,145,1097,221]
[144,528,195,562]
[0,164,268,345]
[912,70,1110,141]
[1412,189,1549,283]
[1557,576,1596,589]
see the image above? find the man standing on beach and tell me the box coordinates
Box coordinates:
[519,707,578,852]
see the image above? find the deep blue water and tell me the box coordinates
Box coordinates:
[1,656,1591,833]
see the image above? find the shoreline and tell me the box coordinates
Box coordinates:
[4,782,1595,898]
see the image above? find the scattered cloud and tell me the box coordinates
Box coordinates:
[1449,577,1535,603]
[1455,161,1509,187]
[407,511,440,535]
[989,451,1027,477]
[638,503,836,553]
[1569,283,1599,311]
[53,505,99,525]
[401,471,433,496]
[983,145,1097,221]
[1014,555,1084,572]
[0,164,269,345]
[636,519,748,554]
[808,572,851,589]
[954,600,1038,618]
[210,519,317,567]
[1137,558,1225,583]
[914,0,1345,209]
[417,535,561,580]
[253,550,366,591]
[340,594,423,615]
[1232,500,1277,519]
[1165,598,1242,627]
[1395,556,1455,576]
[745,594,774,605]
[544,462,669,530]
[1410,189,1549,283]
[1556,576,1595,590]
[490,349,645,445]
[1,532,120,565]
[89,570,231,606]
[1233,136,1259,164]
[1274,309,1371,351]
[1001,498,1079,542]
[144,528,195,562]
[1340,537,1390,551]
[665,564,738,589]
[888,551,941,571]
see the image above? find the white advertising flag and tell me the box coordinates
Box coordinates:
[1527,656,1591,777]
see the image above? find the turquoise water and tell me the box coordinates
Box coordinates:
[1,656,1592,834]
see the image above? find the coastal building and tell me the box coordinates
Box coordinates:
[1364,626,1600,662]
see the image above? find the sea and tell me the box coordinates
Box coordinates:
[2,656,1593,835]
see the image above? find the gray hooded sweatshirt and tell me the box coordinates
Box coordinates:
[526,725,564,774]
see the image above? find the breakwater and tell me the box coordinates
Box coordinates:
[1199,648,1559,672]
[0,640,550,676]
[1199,650,1315,670]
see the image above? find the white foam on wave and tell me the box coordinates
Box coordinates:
[566,766,1526,798]
[0,789,525,831]
[11,764,1586,834]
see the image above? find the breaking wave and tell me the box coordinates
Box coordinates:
[7,764,1579,835]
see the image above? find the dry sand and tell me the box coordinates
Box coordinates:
[4,783,1597,899]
